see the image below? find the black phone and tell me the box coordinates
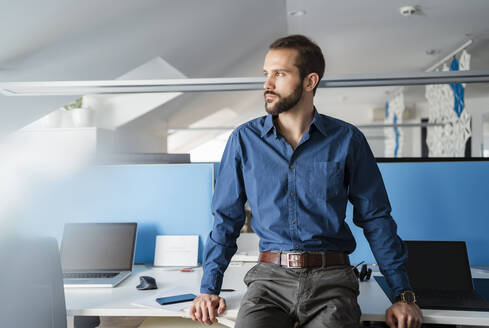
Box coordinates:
[156,293,197,305]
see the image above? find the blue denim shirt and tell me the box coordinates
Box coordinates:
[201,108,411,297]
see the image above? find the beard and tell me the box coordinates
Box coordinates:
[264,81,303,115]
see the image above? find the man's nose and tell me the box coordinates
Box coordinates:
[264,77,274,90]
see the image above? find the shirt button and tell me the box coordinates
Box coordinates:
[291,219,296,224]
[290,192,295,197]
[289,164,294,169]
[295,245,300,249]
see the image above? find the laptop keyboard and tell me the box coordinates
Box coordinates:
[63,272,119,279]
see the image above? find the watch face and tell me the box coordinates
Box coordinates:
[403,291,416,303]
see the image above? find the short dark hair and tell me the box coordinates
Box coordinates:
[269,34,325,94]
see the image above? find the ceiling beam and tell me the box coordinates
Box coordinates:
[1,70,489,96]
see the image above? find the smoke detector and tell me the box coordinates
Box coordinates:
[399,6,417,16]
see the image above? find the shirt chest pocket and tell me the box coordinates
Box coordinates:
[304,161,344,200]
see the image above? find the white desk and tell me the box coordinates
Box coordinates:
[65,264,489,327]
[65,264,244,327]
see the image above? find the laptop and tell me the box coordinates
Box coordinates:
[404,241,489,311]
[61,222,137,288]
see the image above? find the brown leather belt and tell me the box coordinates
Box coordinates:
[259,251,349,268]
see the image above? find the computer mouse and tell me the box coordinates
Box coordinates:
[136,276,157,290]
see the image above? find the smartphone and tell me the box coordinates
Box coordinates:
[156,293,197,305]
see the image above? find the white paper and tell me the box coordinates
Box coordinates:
[154,235,199,267]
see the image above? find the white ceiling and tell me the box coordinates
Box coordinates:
[287,0,489,74]
[1,0,489,145]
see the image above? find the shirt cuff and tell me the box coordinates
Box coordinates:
[200,271,223,295]
[383,269,412,297]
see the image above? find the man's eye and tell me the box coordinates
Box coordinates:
[277,72,285,77]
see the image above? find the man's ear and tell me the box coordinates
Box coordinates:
[304,73,319,92]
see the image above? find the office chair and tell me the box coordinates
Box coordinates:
[0,236,67,328]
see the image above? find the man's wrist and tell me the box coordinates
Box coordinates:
[394,290,417,304]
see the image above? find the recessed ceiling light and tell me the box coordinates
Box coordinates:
[288,10,306,16]
[399,6,417,16]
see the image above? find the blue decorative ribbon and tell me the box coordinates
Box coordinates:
[449,56,465,118]
[393,113,400,158]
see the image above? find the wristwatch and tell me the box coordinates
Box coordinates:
[395,290,417,304]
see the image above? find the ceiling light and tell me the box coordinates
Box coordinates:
[2,71,489,96]
[399,6,417,16]
[288,10,306,16]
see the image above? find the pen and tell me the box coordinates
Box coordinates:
[179,266,199,272]
[221,289,235,292]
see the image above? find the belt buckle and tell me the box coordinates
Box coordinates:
[286,252,303,268]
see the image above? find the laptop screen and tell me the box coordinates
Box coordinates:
[60,223,137,272]
[405,241,474,292]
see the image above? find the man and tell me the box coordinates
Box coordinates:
[190,35,423,328]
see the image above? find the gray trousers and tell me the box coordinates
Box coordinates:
[235,262,361,328]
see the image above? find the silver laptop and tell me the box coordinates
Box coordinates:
[61,222,137,288]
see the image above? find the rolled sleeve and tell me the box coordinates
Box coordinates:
[347,129,411,296]
[200,130,247,294]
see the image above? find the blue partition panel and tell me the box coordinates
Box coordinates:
[23,161,487,266]
[348,161,489,266]
[19,164,214,264]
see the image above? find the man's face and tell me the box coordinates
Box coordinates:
[263,49,304,115]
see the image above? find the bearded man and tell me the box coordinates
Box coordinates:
[190,34,423,328]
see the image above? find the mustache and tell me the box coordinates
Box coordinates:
[264,91,279,97]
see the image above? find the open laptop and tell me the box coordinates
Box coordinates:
[404,240,489,311]
[61,222,137,288]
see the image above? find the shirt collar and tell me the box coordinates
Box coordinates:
[311,107,328,137]
[260,107,327,138]
[261,114,276,138]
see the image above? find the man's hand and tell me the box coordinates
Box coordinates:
[190,293,226,325]
[385,302,423,328]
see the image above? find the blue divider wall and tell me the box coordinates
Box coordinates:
[17,161,488,266]
[19,164,214,264]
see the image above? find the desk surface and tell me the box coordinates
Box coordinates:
[65,264,489,327]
